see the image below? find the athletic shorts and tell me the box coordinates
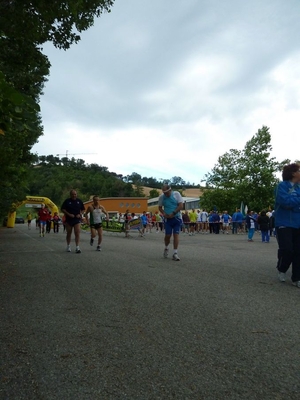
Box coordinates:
[39,220,47,226]
[66,218,81,227]
[91,223,102,230]
[165,217,182,235]
[223,223,229,227]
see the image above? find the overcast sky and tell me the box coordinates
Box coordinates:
[32,0,300,185]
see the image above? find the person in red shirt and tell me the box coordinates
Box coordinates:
[38,204,50,237]
[52,212,61,233]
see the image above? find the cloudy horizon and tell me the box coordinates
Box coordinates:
[32,0,300,184]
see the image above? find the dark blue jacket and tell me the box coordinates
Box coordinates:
[232,211,244,223]
[211,212,220,223]
[274,181,300,228]
[246,215,256,230]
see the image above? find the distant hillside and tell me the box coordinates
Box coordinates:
[184,188,204,198]
[140,187,203,198]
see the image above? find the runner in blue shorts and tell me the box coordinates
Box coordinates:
[158,184,183,261]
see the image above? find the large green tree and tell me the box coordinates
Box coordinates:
[0,0,114,50]
[201,126,289,212]
[0,0,115,217]
[0,72,44,213]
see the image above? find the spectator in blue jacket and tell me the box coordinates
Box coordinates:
[275,163,300,287]
[211,211,220,234]
[208,211,214,234]
[232,209,244,234]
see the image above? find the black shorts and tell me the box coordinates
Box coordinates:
[91,223,102,230]
[66,218,81,227]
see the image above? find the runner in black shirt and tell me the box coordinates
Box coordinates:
[61,190,85,253]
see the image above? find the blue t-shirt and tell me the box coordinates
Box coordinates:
[140,214,148,225]
[222,214,231,223]
[158,191,183,216]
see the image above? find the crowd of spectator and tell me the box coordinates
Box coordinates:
[117,208,276,240]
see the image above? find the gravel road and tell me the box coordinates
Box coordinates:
[0,225,299,399]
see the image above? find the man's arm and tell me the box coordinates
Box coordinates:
[100,205,109,220]
[85,206,92,225]
[62,207,74,218]
[158,206,165,217]
[172,192,183,215]
[159,207,171,219]
[61,200,72,218]
[80,201,85,214]
[173,202,183,215]
[158,194,164,217]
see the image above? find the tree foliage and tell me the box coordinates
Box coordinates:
[26,156,202,209]
[0,0,114,50]
[0,0,115,214]
[149,189,160,199]
[170,176,186,186]
[0,71,44,213]
[28,156,141,207]
[201,126,289,212]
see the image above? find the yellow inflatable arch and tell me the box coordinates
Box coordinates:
[7,196,59,228]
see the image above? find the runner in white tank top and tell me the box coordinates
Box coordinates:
[85,195,109,251]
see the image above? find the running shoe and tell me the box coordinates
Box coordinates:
[163,248,169,258]
[75,247,81,254]
[278,272,286,282]
[67,245,71,252]
[90,238,94,246]
[172,253,180,261]
[96,245,101,251]
[292,280,300,288]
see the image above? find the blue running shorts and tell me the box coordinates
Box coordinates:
[164,217,182,235]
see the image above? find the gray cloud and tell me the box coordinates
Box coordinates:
[33,0,300,183]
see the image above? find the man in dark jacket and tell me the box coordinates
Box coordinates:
[257,210,270,243]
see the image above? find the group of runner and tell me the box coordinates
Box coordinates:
[36,206,63,237]
[55,187,183,260]
[61,191,109,254]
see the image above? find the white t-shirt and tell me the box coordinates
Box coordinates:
[92,208,102,224]
[201,211,208,222]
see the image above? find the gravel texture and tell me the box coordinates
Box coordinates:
[0,226,299,399]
